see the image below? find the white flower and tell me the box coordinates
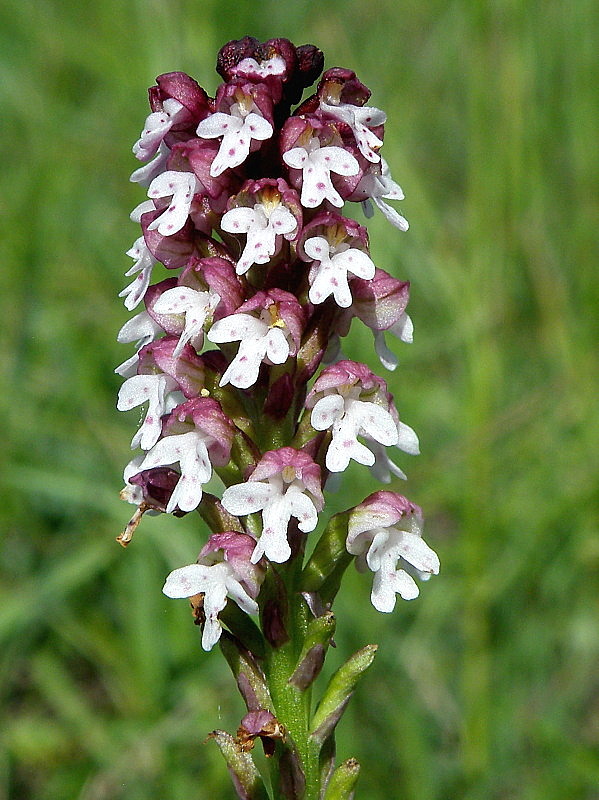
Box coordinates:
[163,561,258,651]
[137,430,213,513]
[115,311,163,377]
[373,312,413,372]
[320,101,386,163]
[117,373,180,451]
[207,310,291,389]
[283,137,359,208]
[304,236,376,308]
[221,203,297,275]
[222,475,319,564]
[119,237,158,311]
[146,171,201,236]
[197,103,273,177]
[348,514,439,612]
[152,286,220,358]
[132,98,185,162]
[310,389,399,472]
[360,158,408,231]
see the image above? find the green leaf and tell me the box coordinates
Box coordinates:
[323,758,361,800]
[288,611,336,690]
[208,730,270,800]
[309,645,378,745]
[219,632,273,713]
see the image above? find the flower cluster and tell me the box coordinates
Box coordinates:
[116,37,438,653]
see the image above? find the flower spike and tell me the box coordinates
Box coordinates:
[117,37,437,800]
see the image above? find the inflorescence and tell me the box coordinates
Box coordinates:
[116,36,439,653]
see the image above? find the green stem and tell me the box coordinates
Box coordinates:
[263,556,321,800]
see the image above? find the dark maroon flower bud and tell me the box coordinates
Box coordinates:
[216,37,261,81]
[317,67,371,107]
[289,44,325,103]
[149,72,211,126]
[129,467,184,514]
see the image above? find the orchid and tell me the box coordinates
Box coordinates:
[222,448,323,563]
[221,202,297,275]
[114,311,163,377]
[305,235,375,308]
[146,171,202,236]
[132,98,185,162]
[320,100,386,163]
[197,97,273,177]
[163,532,264,650]
[151,285,220,357]
[347,492,439,611]
[356,157,409,231]
[207,290,303,390]
[282,135,359,208]
[115,37,437,800]
[118,236,158,310]
[117,373,180,450]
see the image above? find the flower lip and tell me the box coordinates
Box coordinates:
[197,83,275,178]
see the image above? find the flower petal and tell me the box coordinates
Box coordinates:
[310,394,345,430]
[221,482,275,516]
[208,313,267,344]
[163,563,213,598]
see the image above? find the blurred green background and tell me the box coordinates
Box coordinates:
[1,0,598,798]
